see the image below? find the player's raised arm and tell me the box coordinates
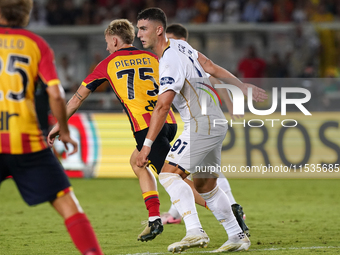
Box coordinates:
[198,52,267,103]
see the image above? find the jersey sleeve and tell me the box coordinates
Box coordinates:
[190,47,211,78]
[81,60,109,92]
[158,50,185,95]
[37,38,60,87]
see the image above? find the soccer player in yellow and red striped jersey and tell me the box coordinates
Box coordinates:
[0,1,103,254]
[48,19,177,242]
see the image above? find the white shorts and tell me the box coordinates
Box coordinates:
[165,127,227,175]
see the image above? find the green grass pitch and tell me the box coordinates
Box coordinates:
[0,178,339,254]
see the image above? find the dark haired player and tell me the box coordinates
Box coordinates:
[136,8,266,253]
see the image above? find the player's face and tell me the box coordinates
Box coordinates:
[137,19,158,49]
[105,34,116,54]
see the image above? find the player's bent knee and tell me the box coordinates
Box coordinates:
[51,191,83,219]
[193,177,217,193]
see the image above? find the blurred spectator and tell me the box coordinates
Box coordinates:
[297,62,319,111]
[101,9,118,26]
[300,63,317,78]
[208,0,224,23]
[292,0,308,22]
[224,0,241,23]
[61,0,78,25]
[57,55,78,93]
[118,0,144,24]
[145,0,157,8]
[310,2,336,77]
[242,0,272,22]
[190,0,209,23]
[272,0,294,22]
[31,0,340,26]
[100,1,123,26]
[161,0,177,23]
[321,67,340,108]
[336,1,340,20]
[324,0,337,16]
[265,52,288,78]
[46,0,63,25]
[27,1,47,28]
[237,45,266,79]
[287,24,320,77]
[310,2,334,22]
[76,0,96,25]
[176,0,195,23]
[323,67,339,92]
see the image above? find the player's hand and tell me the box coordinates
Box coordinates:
[136,146,151,168]
[47,124,60,147]
[243,83,268,102]
[58,132,78,156]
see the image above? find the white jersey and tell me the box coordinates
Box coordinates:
[159,39,226,135]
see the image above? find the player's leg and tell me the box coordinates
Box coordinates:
[130,148,160,220]
[216,172,250,236]
[161,175,207,225]
[130,149,163,241]
[51,192,103,255]
[9,150,103,255]
[159,131,210,253]
[194,135,250,252]
[216,174,236,204]
[159,163,209,253]
[133,124,176,241]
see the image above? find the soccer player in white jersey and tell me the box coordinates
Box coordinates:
[162,23,250,236]
[136,8,267,253]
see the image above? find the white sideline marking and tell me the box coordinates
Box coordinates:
[121,246,340,255]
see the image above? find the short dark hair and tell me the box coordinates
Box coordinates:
[137,8,167,29]
[166,24,188,41]
[0,0,33,27]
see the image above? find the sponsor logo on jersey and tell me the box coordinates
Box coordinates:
[160,77,175,86]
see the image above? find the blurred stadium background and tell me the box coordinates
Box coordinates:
[1,1,339,254]
[29,0,340,178]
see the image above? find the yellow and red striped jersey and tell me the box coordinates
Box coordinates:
[0,26,60,154]
[82,47,176,133]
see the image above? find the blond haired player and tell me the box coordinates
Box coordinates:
[48,19,177,242]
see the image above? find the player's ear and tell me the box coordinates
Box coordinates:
[156,26,164,36]
[113,36,120,48]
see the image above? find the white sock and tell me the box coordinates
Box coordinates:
[159,173,202,232]
[200,185,241,237]
[168,203,181,219]
[217,176,237,205]
[149,216,160,222]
